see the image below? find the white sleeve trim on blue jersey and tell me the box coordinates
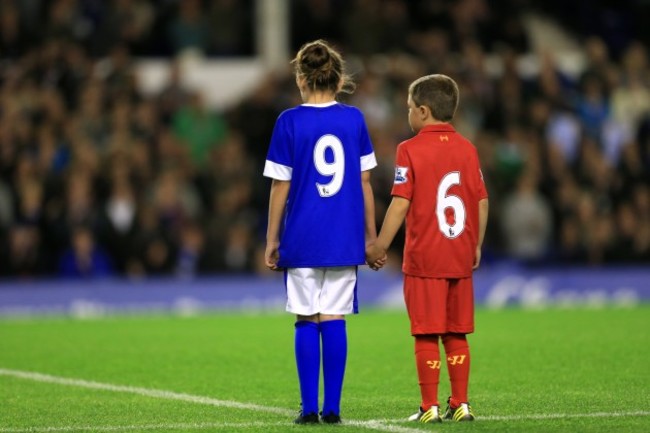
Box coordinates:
[360,152,378,171]
[264,160,292,180]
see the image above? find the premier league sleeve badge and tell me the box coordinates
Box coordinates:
[394,166,409,184]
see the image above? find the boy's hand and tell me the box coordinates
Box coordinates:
[366,244,387,271]
[473,246,482,270]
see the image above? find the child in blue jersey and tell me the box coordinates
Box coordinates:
[264,39,378,424]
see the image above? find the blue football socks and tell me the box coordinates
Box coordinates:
[294,321,320,415]
[320,319,347,416]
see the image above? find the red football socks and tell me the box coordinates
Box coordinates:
[442,333,470,407]
[414,335,441,409]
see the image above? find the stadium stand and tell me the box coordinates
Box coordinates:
[0,0,647,279]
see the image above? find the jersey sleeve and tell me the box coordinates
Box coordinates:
[390,142,413,200]
[358,111,377,171]
[263,113,293,181]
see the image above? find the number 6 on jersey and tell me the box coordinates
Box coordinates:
[436,171,466,239]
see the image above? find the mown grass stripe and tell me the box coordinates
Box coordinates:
[4,367,648,432]
[0,368,293,416]
[0,368,426,433]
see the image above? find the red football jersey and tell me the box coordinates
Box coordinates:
[391,123,488,278]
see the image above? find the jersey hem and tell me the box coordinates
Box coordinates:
[403,270,473,279]
[279,262,364,269]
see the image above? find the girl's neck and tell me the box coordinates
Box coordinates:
[303,91,336,104]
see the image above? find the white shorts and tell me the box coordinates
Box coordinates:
[285,267,359,316]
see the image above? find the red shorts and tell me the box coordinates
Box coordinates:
[403,275,474,335]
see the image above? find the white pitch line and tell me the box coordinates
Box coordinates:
[0,422,426,433]
[480,411,650,421]
[0,368,425,433]
[346,420,426,433]
[0,368,293,416]
[0,421,273,433]
[378,409,650,424]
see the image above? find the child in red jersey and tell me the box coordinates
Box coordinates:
[366,74,489,423]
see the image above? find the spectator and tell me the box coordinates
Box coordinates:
[545,111,582,165]
[220,220,255,272]
[0,224,48,277]
[0,178,13,229]
[630,185,650,260]
[58,225,113,278]
[208,0,253,56]
[576,73,609,142]
[44,165,99,255]
[141,235,175,276]
[342,0,385,55]
[149,166,202,232]
[15,179,44,227]
[126,204,174,277]
[556,217,587,264]
[92,0,154,56]
[43,0,86,43]
[611,43,650,136]
[587,214,616,265]
[350,73,393,130]
[157,60,190,125]
[97,164,138,272]
[166,0,210,55]
[228,75,286,167]
[172,92,227,168]
[0,4,29,59]
[610,202,644,262]
[291,0,342,52]
[580,36,614,96]
[500,174,553,262]
[174,221,208,278]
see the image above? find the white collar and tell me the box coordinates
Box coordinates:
[301,101,338,107]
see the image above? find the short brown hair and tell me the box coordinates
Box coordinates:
[291,39,355,94]
[408,74,459,122]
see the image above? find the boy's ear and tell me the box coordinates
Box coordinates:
[419,104,430,120]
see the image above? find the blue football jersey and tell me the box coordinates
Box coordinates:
[263,102,377,268]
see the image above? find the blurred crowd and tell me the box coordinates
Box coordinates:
[0,0,648,279]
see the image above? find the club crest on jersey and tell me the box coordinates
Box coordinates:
[394,166,408,184]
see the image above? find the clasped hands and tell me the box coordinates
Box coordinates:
[365,243,387,271]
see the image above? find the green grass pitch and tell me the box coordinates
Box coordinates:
[1,306,649,432]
